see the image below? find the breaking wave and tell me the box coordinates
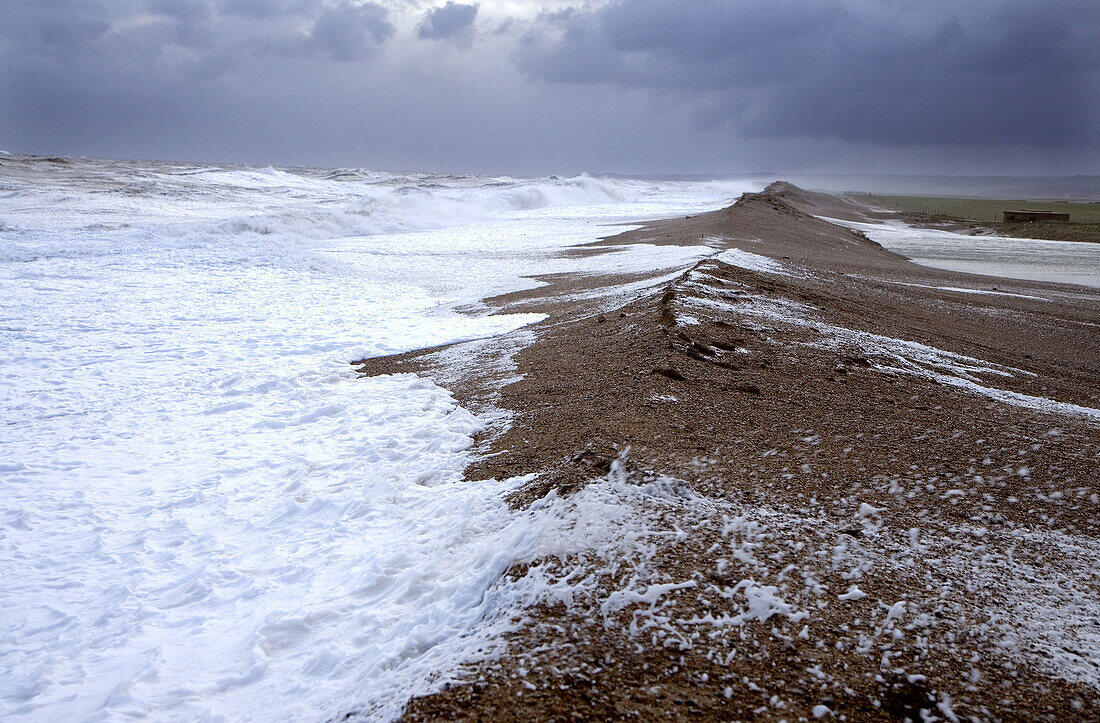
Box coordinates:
[0,162,723,264]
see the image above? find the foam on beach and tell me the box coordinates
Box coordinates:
[820,216,1100,289]
[0,157,757,720]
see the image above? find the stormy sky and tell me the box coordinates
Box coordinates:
[1,0,1097,175]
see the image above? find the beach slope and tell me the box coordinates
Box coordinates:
[361,183,1100,721]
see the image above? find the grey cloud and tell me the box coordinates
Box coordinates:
[517,0,1100,147]
[310,3,394,61]
[599,0,839,63]
[146,0,218,49]
[0,0,395,70]
[37,17,110,48]
[217,0,308,19]
[150,0,213,22]
[0,0,112,54]
[0,0,1095,175]
[418,2,478,41]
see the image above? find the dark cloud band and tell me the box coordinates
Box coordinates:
[517,0,1100,147]
[0,0,1095,172]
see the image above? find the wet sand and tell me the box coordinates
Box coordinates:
[357,183,1100,721]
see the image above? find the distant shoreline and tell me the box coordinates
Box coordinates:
[844,192,1100,244]
[4,151,1100,204]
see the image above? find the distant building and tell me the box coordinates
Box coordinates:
[1002,209,1071,223]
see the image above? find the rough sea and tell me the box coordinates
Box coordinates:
[0,157,750,720]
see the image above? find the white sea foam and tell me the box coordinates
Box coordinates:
[873,279,1049,301]
[820,216,1100,289]
[712,248,797,276]
[677,285,1100,422]
[0,158,756,721]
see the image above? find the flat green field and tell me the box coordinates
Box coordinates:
[847,194,1100,242]
[850,194,1100,223]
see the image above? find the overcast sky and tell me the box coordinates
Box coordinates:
[1,0,1097,175]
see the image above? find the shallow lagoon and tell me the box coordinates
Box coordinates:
[834,219,1100,289]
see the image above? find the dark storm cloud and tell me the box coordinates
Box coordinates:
[0,0,394,69]
[1,0,110,54]
[0,0,1096,173]
[417,2,478,41]
[517,0,1100,147]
